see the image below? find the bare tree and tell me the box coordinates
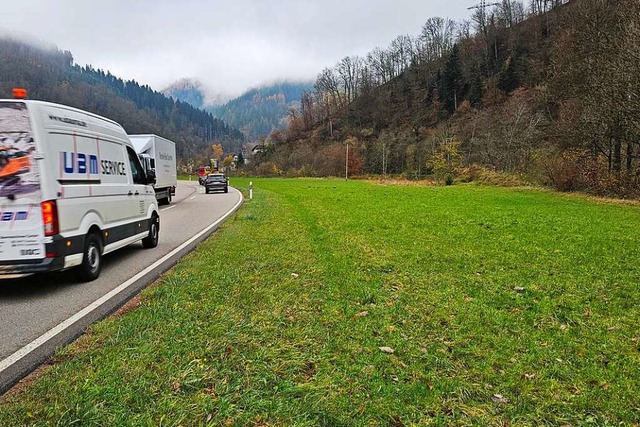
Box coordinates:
[316,67,344,111]
[300,91,316,130]
[337,56,364,103]
[551,0,640,174]
[419,17,457,63]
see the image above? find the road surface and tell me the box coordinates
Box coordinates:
[0,180,242,393]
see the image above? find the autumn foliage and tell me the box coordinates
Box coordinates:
[246,0,640,198]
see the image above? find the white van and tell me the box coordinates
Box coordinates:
[0,96,160,281]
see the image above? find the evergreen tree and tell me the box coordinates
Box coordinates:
[498,44,528,94]
[441,44,465,114]
[469,61,484,107]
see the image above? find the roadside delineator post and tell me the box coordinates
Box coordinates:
[249,181,253,200]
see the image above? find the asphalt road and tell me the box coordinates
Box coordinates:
[0,180,242,393]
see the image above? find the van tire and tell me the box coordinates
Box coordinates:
[142,215,159,248]
[78,232,102,282]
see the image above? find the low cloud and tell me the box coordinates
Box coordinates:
[2,0,473,95]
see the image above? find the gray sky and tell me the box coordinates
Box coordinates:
[3,0,474,97]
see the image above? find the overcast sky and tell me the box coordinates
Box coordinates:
[3,0,474,97]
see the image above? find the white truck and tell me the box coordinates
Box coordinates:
[0,91,160,281]
[129,134,177,205]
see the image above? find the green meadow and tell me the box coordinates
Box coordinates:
[1,178,639,426]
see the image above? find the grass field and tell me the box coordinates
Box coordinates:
[1,178,639,426]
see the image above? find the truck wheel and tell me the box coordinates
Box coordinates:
[142,214,159,248]
[78,232,102,282]
[224,187,228,193]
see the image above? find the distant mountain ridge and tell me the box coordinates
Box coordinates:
[162,78,230,108]
[0,37,244,163]
[212,81,314,140]
[163,79,314,140]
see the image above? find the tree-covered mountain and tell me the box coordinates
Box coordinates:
[162,78,230,109]
[0,37,244,165]
[250,0,640,198]
[211,81,314,140]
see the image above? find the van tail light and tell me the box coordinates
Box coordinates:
[41,200,59,237]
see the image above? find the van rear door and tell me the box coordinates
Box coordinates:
[0,102,44,261]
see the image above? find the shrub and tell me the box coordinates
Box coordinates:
[427,137,462,184]
[255,162,281,177]
[533,148,640,197]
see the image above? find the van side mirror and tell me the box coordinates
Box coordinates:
[146,169,156,185]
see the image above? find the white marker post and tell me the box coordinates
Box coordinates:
[249,181,253,200]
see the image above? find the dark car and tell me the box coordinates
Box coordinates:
[204,173,228,193]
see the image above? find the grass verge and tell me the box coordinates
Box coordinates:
[1,178,639,426]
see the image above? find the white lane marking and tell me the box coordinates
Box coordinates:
[161,205,176,212]
[0,191,243,374]
[189,196,196,200]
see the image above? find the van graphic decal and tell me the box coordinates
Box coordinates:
[48,114,87,127]
[100,159,126,176]
[61,151,100,175]
[0,211,29,221]
[0,103,40,198]
[0,102,43,261]
[59,151,127,180]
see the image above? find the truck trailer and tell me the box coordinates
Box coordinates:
[129,134,177,205]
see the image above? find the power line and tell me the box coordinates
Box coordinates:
[467,0,501,11]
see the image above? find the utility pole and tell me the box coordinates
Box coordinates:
[345,141,349,181]
[382,143,387,177]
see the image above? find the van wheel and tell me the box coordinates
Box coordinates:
[78,232,102,282]
[142,215,159,248]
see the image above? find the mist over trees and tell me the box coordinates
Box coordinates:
[211,82,314,140]
[249,0,640,197]
[0,37,244,166]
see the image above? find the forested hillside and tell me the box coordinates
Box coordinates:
[251,0,640,197]
[211,81,314,140]
[162,78,230,109]
[0,38,244,165]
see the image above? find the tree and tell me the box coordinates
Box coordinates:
[419,17,457,63]
[441,44,465,113]
[498,43,528,94]
[427,135,462,184]
[212,144,224,160]
[337,56,363,103]
[468,61,484,107]
[550,0,640,175]
[222,155,234,168]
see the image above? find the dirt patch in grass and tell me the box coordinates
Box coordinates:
[112,292,143,319]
